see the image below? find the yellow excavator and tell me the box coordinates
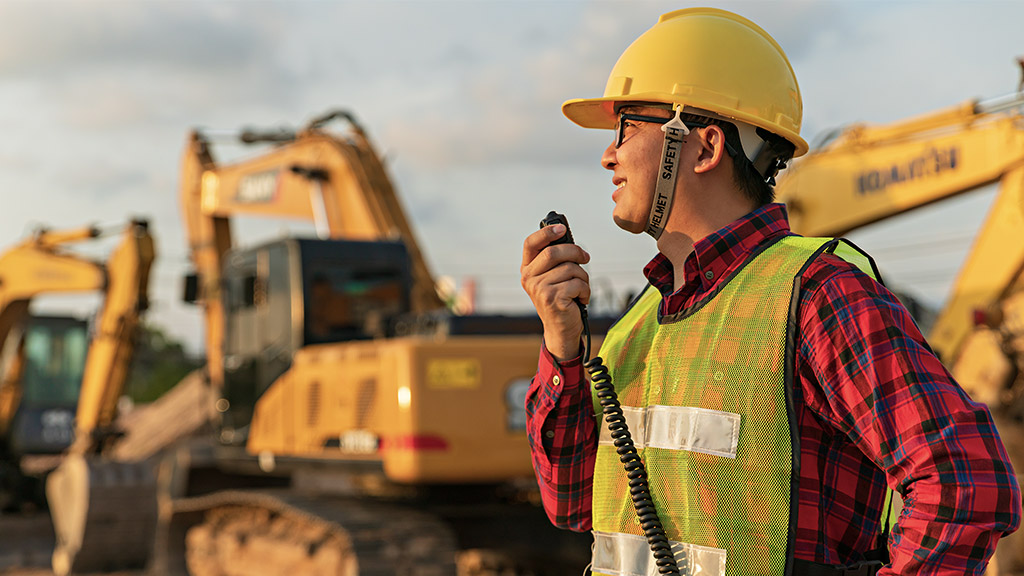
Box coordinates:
[0,220,155,566]
[775,84,1024,574]
[53,111,595,575]
[0,220,154,498]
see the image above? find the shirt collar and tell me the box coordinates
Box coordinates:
[643,202,792,295]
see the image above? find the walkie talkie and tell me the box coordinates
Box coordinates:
[538,212,680,575]
[540,211,575,246]
[539,211,587,353]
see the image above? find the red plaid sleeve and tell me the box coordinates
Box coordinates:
[525,343,596,531]
[797,255,1021,574]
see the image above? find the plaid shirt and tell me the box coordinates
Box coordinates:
[526,203,1020,574]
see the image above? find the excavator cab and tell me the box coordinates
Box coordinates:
[219,237,411,443]
[7,315,89,456]
[299,240,410,346]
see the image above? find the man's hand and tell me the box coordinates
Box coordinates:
[521,223,591,361]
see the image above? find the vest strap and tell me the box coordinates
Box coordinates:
[597,405,740,458]
[792,558,883,576]
[592,530,726,576]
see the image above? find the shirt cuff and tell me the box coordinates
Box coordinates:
[539,339,585,388]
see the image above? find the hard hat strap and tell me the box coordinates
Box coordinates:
[645,106,689,239]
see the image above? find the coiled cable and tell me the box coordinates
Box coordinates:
[579,303,681,576]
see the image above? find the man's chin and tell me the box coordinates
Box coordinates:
[612,214,646,235]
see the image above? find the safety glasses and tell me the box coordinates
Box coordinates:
[615,111,740,158]
[615,113,674,148]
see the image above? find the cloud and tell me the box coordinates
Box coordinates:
[0,3,278,75]
[794,2,1024,140]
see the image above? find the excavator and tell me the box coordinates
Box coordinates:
[775,83,1024,574]
[0,219,155,566]
[51,111,594,575]
[0,220,155,502]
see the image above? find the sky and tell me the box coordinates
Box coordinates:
[0,0,1021,355]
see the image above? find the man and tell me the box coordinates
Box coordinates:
[519,8,1020,576]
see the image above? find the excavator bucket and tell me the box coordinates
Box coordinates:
[46,453,157,575]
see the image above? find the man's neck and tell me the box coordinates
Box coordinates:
[655,232,695,293]
[656,200,758,293]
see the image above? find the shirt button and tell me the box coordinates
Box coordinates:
[704,270,714,280]
[545,430,555,439]
[552,375,561,386]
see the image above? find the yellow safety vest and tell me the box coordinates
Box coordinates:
[589,236,883,576]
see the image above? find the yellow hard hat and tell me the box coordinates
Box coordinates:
[562,7,808,157]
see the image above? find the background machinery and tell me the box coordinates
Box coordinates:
[775,86,1024,574]
[52,110,595,575]
[0,220,155,569]
[0,220,154,508]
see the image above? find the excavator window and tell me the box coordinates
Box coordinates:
[243,276,258,308]
[182,273,199,304]
[8,316,89,454]
[300,239,411,345]
[304,268,405,344]
[21,318,88,406]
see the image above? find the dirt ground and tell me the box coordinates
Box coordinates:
[0,514,143,576]
[0,514,54,575]
[1,560,143,576]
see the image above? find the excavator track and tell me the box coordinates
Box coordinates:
[158,489,458,576]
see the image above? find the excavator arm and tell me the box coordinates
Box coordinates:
[776,92,1024,365]
[181,111,443,393]
[70,219,155,449]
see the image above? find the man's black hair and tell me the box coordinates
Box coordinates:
[679,112,794,207]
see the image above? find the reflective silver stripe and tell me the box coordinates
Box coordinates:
[592,530,727,576]
[598,405,740,459]
[599,406,647,448]
[646,405,741,458]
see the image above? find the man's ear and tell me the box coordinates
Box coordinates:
[693,124,726,174]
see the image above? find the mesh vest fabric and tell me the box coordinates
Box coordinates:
[590,235,841,576]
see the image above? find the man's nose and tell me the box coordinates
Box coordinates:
[600,140,617,171]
